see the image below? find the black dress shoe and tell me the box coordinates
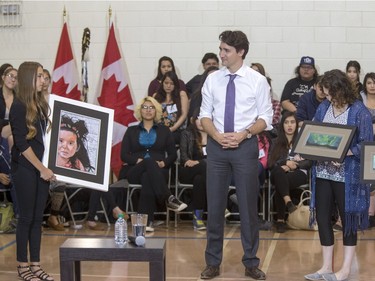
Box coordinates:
[245,266,266,280]
[201,265,220,279]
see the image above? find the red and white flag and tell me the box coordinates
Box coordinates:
[51,22,81,100]
[97,23,138,177]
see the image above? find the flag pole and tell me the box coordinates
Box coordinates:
[108,5,114,183]
[108,5,112,27]
[63,6,66,23]
[81,28,90,103]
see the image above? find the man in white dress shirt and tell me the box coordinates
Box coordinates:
[199,30,273,280]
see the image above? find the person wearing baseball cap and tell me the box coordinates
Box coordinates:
[281,56,318,113]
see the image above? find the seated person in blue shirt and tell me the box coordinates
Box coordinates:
[119,97,187,232]
[296,75,325,127]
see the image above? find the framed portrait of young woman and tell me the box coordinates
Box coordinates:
[43,95,114,191]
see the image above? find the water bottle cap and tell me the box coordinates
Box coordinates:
[118,213,124,218]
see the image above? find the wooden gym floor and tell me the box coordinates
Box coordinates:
[0,220,374,281]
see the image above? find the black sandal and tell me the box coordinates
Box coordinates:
[17,265,40,281]
[30,265,54,281]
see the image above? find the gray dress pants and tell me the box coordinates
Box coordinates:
[205,136,260,268]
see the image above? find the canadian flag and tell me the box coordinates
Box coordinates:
[97,23,138,178]
[51,22,81,100]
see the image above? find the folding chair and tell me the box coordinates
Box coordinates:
[61,184,110,228]
[167,156,193,227]
[124,168,173,225]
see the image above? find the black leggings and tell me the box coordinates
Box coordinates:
[13,165,49,263]
[270,166,308,220]
[315,178,357,246]
[179,160,207,210]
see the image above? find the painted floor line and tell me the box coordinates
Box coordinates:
[261,232,279,274]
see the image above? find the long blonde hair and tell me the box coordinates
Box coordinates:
[16,62,51,139]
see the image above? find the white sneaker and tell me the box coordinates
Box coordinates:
[146,222,154,232]
[166,196,187,212]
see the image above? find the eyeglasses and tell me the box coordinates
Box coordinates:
[6,74,17,81]
[141,105,156,110]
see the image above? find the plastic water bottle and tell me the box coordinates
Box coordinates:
[114,213,127,245]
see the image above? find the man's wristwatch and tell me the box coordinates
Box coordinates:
[245,128,252,139]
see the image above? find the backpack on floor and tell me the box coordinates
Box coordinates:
[0,201,14,233]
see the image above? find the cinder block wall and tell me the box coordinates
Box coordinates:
[1,1,375,104]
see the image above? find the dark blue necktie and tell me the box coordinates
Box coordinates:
[224,74,237,133]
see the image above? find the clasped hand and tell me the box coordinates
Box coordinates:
[216,132,245,149]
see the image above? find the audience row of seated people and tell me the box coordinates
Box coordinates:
[47,58,373,236]
[0,57,307,234]
[3,55,375,236]
[0,63,18,228]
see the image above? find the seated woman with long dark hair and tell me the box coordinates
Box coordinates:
[119,97,187,232]
[268,111,312,233]
[179,112,208,230]
[153,71,189,145]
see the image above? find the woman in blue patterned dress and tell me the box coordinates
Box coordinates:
[305,69,373,281]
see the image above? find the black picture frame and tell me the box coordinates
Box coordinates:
[360,142,375,183]
[291,121,356,162]
[43,95,114,191]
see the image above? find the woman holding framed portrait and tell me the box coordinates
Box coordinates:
[305,69,373,281]
[10,62,55,281]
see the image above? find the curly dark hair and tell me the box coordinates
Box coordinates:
[59,115,93,171]
[320,69,358,107]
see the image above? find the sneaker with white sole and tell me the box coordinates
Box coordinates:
[146,221,154,232]
[193,218,206,230]
[166,196,187,212]
[193,210,206,230]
